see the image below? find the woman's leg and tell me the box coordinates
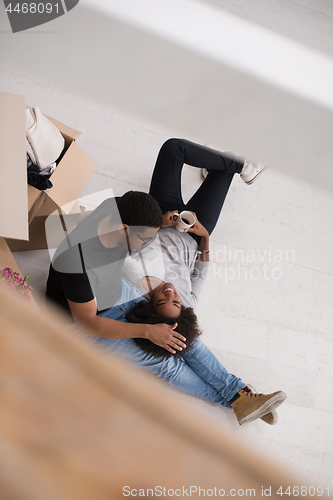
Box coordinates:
[96,279,146,321]
[73,318,244,407]
[95,336,234,406]
[182,339,245,408]
[94,281,245,407]
[93,291,241,406]
[149,138,244,234]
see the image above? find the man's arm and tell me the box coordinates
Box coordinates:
[68,298,186,354]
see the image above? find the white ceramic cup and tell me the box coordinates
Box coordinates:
[173,211,196,232]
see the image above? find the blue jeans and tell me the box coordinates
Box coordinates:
[96,280,245,407]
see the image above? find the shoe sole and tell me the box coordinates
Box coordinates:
[246,385,278,425]
[245,165,269,185]
[239,392,287,425]
[260,411,278,425]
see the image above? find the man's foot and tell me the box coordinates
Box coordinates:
[247,385,278,425]
[230,386,286,425]
[240,160,268,185]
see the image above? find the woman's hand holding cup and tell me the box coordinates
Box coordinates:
[183,211,209,238]
[162,210,208,239]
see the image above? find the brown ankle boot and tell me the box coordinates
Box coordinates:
[230,386,287,425]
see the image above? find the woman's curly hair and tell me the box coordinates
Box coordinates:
[126,300,202,358]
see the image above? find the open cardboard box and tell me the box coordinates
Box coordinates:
[0,238,24,277]
[0,91,96,252]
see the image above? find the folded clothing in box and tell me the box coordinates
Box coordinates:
[26,106,65,170]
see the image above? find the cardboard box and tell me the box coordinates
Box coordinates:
[0,93,27,241]
[7,206,81,252]
[0,91,96,251]
[0,237,23,276]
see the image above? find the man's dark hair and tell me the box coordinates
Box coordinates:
[127,300,202,358]
[117,191,163,228]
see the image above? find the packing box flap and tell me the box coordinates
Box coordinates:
[41,113,81,141]
[0,237,23,276]
[28,184,43,213]
[0,92,28,240]
[45,141,96,212]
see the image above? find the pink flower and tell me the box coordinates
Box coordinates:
[0,268,33,300]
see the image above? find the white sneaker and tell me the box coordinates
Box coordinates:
[240,160,268,185]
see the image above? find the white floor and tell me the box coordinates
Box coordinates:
[2,67,333,490]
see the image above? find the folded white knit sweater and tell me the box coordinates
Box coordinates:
[26,107,65,170]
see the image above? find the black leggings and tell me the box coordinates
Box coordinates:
[149,139,244,236]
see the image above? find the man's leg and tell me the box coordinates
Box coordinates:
[149,138,244,234]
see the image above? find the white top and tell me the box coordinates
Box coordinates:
[122,226,209,310]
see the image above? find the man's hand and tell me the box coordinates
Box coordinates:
[146,323,187,354]
[162,210,180,228]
